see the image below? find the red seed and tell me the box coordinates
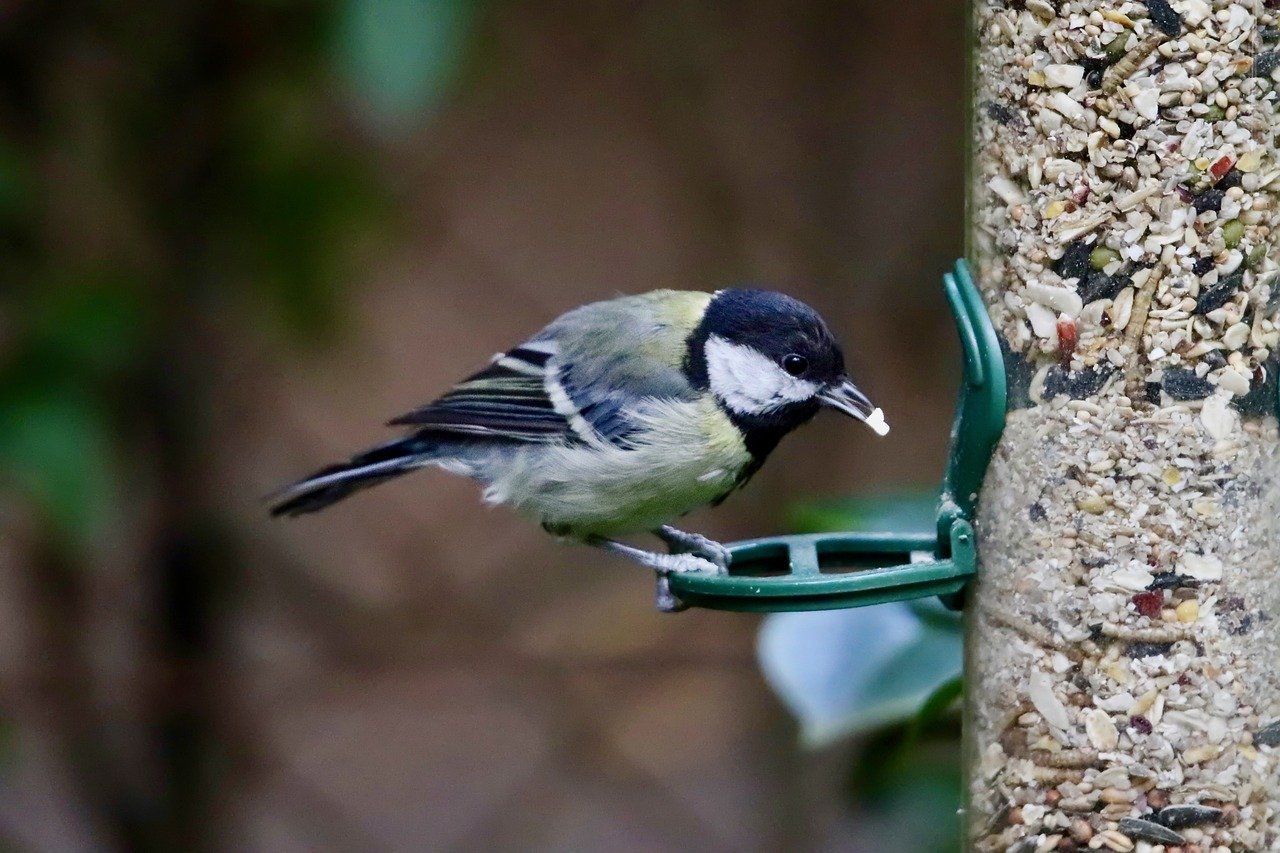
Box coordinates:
[1130,715,1153,735]
[1177,184,1195,203]
[1210,155,1234,181]
[1177,672,1192,686]
[1132,590,1163,618]
[1056,316,1078,366]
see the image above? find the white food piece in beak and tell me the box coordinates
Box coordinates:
[864,407,890,436]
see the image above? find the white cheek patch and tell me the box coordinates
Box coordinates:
[704,335,820,415]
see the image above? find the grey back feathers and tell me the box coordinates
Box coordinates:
[537,292,703,446]
[391,291,703,448]
[270,290,712,517]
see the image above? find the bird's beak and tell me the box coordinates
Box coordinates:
[819,377,889,436]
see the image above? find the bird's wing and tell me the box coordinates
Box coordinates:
[389,290,713,447]
[389,341,572,442]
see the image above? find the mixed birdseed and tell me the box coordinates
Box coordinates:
[974,0,1280,397]
[968,1,1280,850]
[969,403,1279,852]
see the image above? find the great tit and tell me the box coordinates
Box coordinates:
[270,288,888,609]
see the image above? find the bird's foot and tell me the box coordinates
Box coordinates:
[585,536,715,613]
[654,525,732,573]
[650,553,719,613]
[654,573,689,613]
[659,552,720,574]
[587,536,717,574]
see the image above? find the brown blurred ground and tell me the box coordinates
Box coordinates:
[0,1,964,850]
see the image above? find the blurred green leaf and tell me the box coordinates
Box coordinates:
[757,603,963,747]
[849,730,963,853]
[0,135,30,221]
[788,489,938,535]
[904,595,963,633]
[0,387,116,544]
[225,76,389,339]
[915,675,963,725]
[335,0,477,127]
[911,675,963,734]
[760,490,963,745]
[25,278,151,378]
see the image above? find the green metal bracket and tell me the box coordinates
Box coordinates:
[669,521,977,613]
[667,259,1007,613]
[935,258,1008,551]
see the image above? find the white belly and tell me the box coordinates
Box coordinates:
[480,398,751,537]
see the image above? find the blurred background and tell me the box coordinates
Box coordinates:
[0,1,968,850]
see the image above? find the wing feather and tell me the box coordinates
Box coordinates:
[387,292,710,447]
[388,361,569,441]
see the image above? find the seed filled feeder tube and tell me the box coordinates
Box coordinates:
[965,1,1280,850]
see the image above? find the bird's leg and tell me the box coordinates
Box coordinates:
[654,525,732,572]
[586,536,716,613]
[587,536,719,575]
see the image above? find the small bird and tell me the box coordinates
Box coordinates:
[270,288,888,609]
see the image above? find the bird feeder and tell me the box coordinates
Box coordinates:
[667,259,1007,612]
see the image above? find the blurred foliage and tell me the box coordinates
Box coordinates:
[0,0,496,547]
[847,721,963,853]
[336,0,480,127]
[220,76,389,338]
[759,491,963,742]
[758,600,962,747]
[0,715,13,781]
[0,385,118,546]
[761,490,965,851]
[0,278,151,542]
[0,0,481,844]
[786,488,939,535]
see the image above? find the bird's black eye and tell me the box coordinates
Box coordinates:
[782,354,809,376]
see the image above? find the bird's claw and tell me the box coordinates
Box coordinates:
[652,551,718,613]
[654,573,688,613]
[694,539,733,572]
[660,552,719,574]
[587,532,719,611]
[656,527,732,574]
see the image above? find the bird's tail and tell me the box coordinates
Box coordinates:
[269,435,437,517]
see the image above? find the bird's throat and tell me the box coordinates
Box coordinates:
[724,399,820,462]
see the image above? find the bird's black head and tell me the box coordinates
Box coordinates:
[684,289,883,460]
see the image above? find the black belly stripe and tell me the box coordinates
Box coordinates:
[707,400,820,505]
